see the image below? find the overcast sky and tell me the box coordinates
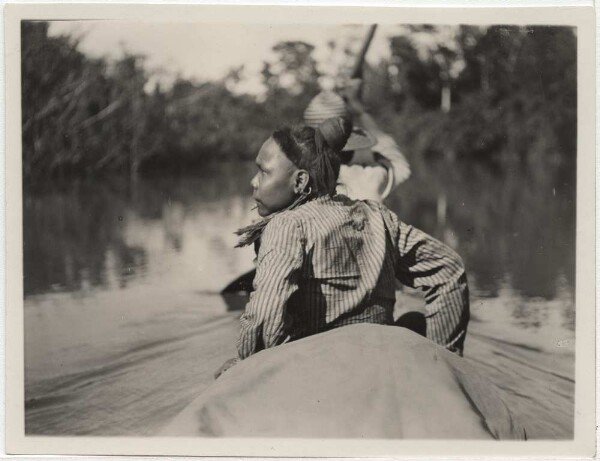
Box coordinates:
[48,22,402,93]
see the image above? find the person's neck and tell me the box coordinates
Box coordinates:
[235,192,314,248]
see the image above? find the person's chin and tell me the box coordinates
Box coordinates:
[255,202,269,217]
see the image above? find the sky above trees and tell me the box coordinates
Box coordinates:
[48,22,425,94]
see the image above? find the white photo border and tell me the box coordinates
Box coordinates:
[4,3,596,457]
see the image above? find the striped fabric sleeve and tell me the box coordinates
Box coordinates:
[394,221,470,354]
[237,216,304,360]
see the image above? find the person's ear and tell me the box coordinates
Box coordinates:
[294,169,310,194]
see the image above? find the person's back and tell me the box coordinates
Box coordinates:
[270,195,397,340]
[238,194,469,359]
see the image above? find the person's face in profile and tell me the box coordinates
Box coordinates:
[250,138,298,217]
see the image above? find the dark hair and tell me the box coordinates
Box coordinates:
[272,117,353,196]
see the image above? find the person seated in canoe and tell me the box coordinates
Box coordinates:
[162,117,525,440]
[218,116,469,378]
[303,79,411,202]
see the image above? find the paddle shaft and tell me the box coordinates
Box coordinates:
[350,24,378,80]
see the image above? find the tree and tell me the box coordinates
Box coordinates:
[388,26,466,113]
[261,41,321,124]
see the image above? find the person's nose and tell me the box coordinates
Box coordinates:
[250,173,259,191]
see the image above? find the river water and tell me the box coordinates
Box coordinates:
[23,160,576,436]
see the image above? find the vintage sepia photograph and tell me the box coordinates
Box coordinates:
[4,3,596,458]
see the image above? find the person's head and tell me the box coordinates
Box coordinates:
[303,91,377,162]
[251,117,352,217]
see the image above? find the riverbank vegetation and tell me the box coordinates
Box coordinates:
[22,22,575,181]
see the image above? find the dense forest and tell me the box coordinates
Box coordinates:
[22,22,576,180]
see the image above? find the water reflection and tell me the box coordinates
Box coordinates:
[387,161,575,302]
[23,177,146,294]
[23,163,258,296]
[24,161,575,332]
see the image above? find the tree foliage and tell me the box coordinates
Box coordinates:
[371,25,576,174]
[21,22,576,180]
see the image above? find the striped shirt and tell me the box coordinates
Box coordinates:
[237,195,470,360]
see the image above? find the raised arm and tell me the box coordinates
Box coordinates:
[392,218,470,354]
[341,79,411,196]
[237,217,304,360]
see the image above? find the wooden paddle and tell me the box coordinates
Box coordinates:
[350,25,377,79]
[349,24,377,100]
[221,269,256,295]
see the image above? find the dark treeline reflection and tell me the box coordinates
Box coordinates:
[24,178,141,294]
[24,161,574,310]
[388,160,575,301]
[23,163,254,295]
